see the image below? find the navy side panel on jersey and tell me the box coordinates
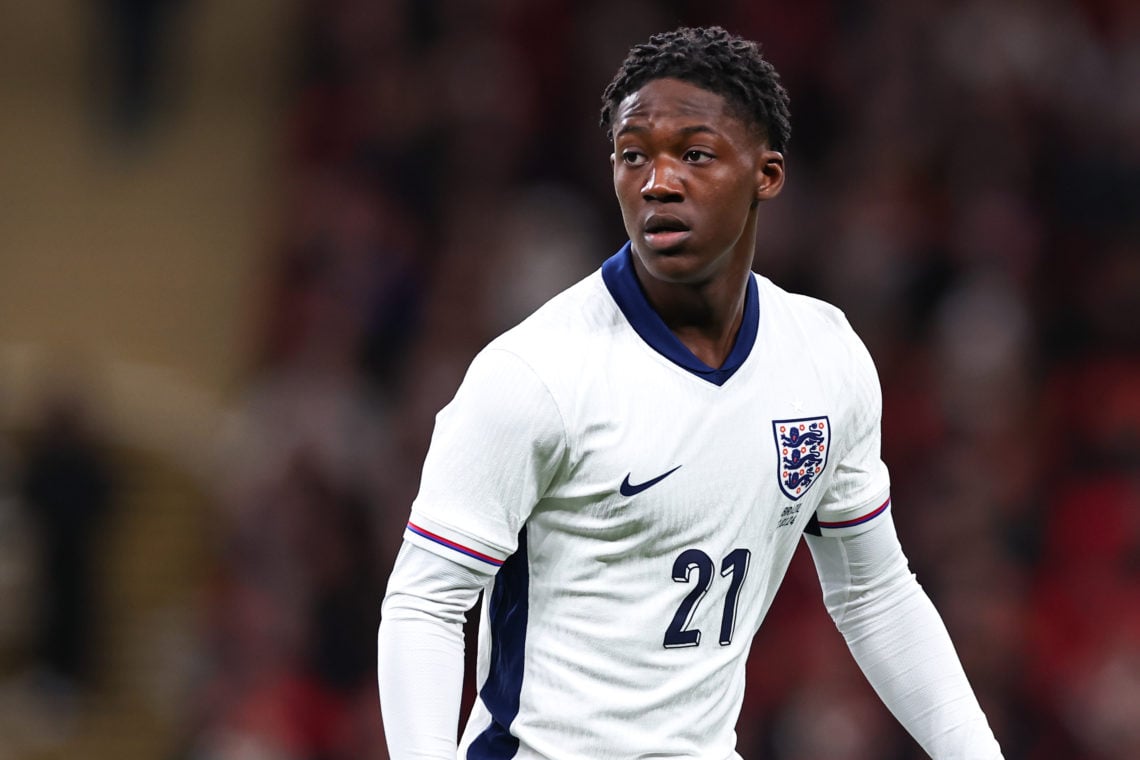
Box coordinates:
[468,528,529,759]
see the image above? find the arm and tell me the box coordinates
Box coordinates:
[377,346,565,755]
[377,542,489,758]
[805,514,1004,759]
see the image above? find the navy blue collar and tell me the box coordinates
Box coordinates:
[601,242,758,386]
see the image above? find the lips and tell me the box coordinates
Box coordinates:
[645,213,690,234]
[643,213,691,250]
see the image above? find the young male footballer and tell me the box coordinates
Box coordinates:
[378,26,1005,759]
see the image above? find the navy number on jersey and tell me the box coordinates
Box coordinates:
[663,548,752,648]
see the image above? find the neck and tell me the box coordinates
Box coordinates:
[632,254,753,369]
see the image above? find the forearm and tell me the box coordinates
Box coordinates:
[377,543,487,759]
[806,518,1003,759]
[838,571,1002,757]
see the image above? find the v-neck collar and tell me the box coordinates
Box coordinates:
[601,242,759,386]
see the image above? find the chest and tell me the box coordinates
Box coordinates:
[535,354,841,561]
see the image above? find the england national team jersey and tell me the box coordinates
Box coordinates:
[402,243,891,759]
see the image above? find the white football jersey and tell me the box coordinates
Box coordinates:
[403,243,891,759]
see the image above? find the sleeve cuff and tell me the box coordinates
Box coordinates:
[808,493,891,538]
[403,513,510,572]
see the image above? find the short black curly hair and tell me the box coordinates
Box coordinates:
[599,26,791,153]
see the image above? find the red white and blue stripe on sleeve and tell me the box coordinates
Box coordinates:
[813,496,891,535]
[405,521,505,568]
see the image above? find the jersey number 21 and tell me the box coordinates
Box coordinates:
[664,548,751,648]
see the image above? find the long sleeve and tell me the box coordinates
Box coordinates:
[805,513,1004,759]
[377,542,489,758]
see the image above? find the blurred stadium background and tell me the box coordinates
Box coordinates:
[0,1,1136,759]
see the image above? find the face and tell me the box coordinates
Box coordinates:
[611,77,784,286]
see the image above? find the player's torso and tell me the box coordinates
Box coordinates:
[529,319,832,661]
[464,279,846,759]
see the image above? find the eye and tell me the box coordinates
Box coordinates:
[622,150,648,167]
[683,149,714,164]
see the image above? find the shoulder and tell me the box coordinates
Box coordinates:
[485,269,620,378]
[756,274,841,326]
[756,275,867,350]
[754,274,881,391]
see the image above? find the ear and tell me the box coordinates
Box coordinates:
[754,150,785,201]
[610,152,617,169]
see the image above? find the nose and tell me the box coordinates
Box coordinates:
[642,158,684,202]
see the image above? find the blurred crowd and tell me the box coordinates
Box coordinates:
[6,1,1136,759]
[184,1,1139,759]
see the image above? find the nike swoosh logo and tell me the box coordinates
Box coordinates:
[620,465,682,496]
